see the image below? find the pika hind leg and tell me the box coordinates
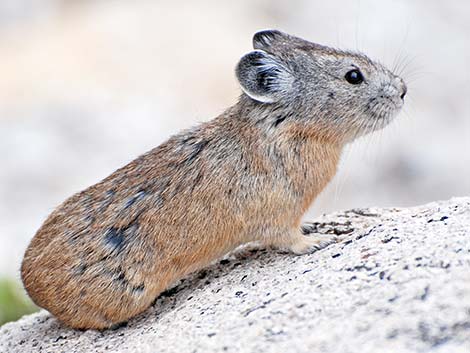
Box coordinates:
[262,227,341,255]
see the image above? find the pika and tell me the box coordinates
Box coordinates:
[21,30,406,330]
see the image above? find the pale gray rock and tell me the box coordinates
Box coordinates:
[1,197,469,353]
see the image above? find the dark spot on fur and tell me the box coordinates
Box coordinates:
[104,228,125,251]
[116,272,125,282]
[186,140,208,163]
[272,115,287,128]
[101,216,142,257]
[84,215,95,224]
[132,283,145,294]
[328,91,335,99]
[111,270,145,294]
[74,264,87,275]
[110,267,133,292]
[124,189,147,209]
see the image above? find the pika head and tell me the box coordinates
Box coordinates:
[236,30,407,142]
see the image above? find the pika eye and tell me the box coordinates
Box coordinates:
[345,69,364,85]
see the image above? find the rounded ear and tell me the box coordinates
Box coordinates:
[235,50,294,103]
[253,29,288,50]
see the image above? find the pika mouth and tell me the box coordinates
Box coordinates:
[363,96,403,131]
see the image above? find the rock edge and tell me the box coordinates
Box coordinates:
[1,197,469,353]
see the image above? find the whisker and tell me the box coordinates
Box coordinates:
[392,21,412,75]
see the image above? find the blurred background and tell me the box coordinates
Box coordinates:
[0,0,469,324]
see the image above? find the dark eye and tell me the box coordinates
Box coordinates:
[345,69,364,85]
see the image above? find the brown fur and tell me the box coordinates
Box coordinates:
[21,30,405,329]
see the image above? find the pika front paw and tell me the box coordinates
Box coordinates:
[288,233,340,255]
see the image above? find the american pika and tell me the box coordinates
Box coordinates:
[21,30,407,330]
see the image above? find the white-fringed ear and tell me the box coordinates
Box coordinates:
[252,29,288,50]
[235,50,293,103]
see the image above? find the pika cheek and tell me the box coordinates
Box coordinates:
[379,84,404,104]
[382,84,398,98]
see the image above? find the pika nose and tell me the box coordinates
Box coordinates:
[396,76,407,100]
[400,84,407,100]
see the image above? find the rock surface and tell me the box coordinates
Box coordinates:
[1,197,469,353]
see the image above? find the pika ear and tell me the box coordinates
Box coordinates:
[253,29,289,50]
[235,50,293,103]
